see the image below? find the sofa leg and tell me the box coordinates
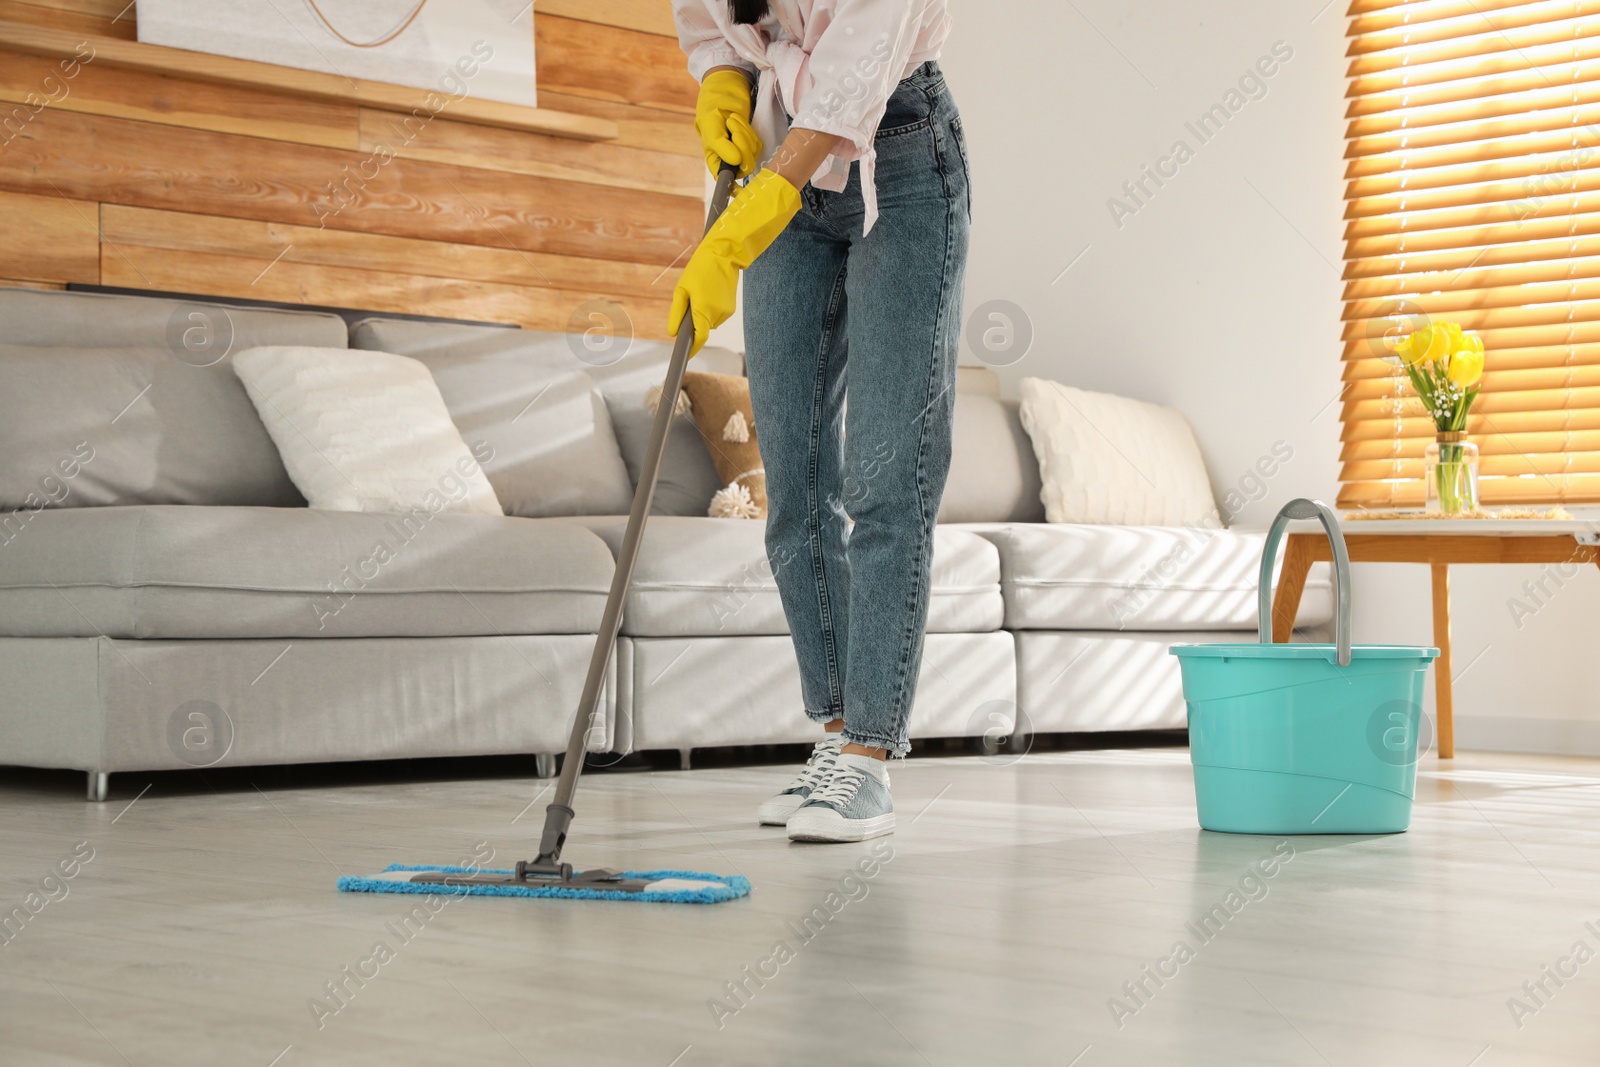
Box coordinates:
[87,772,109,803]
[534,753,556,780]
[678,748,692,771]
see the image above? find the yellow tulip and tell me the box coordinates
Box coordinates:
[1421,323,1451,363]
[1396,323,1450,366]
[1440,321,1465,352]
[1448,346,1484,387]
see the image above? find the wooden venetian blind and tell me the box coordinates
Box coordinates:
[1341,0,1600,507]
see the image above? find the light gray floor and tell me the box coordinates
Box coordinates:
[3,747,1599,1066]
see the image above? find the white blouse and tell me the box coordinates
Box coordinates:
[671,0,952,233]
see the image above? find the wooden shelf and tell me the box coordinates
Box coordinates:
[0,19,618,142]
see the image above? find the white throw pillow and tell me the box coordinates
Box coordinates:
[1017,378,1220,527]
[233,346,503,515]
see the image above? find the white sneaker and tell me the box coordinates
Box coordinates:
[786,754,895,843]
[756,735,843,826]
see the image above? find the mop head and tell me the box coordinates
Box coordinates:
[338,864,751,904]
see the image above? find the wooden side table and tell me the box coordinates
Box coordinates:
[1268,520,1600,759]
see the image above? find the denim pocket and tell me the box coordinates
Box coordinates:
[876,115,933,140]
[877,69,937,137]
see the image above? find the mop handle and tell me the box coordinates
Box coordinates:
[533,163,742,867]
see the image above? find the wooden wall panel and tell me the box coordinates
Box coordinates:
[1,6,703,331]
[359,107,701,198]
[31,0,128,14]
[536,90,699,156]
[536,15,697,112]
[101,206,673,303]
[0,51,359,148]
[0,188,98,284]
[538,0,677,37]
[0,0,135,39]
[1,108,703,265]
[102,245,673,337]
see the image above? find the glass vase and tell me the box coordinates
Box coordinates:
[1425,432,1479,515]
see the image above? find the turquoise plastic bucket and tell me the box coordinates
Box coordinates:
[1170,499,1438,835]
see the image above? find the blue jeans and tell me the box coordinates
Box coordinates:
[743,62,970,757]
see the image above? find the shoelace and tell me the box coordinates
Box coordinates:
[793,739,842,791]
[807,764,868,809]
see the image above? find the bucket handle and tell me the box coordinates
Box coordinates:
[1257,498,1352,667]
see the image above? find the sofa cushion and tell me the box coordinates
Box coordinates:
[954,365,1001,396]
[622,632,1016,750]
[1014,630,1193,732]
[0,634,614,773]
[605,404,725,516]
[959,522,1333,632]
[590,339,742,517]
[350,318,634,518]
[0,344,306,509]
[938,394,1045,523]
[0,286,348,350]
[569,516,1004,636]
[0,506,614,639]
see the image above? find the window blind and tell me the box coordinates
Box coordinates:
[1341,0,1600,507]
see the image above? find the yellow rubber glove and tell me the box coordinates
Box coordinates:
[695,69,763,179]
[669,169,801,355]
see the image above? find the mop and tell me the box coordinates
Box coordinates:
[339,164,751,904]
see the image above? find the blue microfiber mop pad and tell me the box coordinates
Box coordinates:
[338,864,751,904]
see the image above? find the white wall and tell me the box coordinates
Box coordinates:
[935,0,1600,756]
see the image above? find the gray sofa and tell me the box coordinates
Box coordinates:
[0,287,1330,798]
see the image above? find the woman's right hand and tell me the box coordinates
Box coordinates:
[668,169,800,355]
[695,68,763,179]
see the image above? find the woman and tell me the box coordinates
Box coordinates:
[669,0,967,843]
